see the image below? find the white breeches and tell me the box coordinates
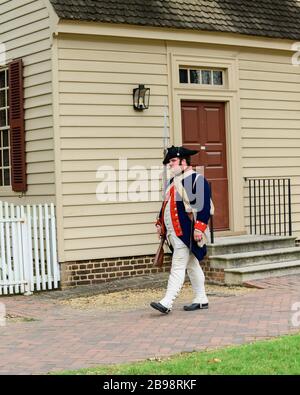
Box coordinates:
[159,236,208,309]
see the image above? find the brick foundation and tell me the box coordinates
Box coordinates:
[60,253,224,288]
[201,256,225,284]
[60,254,172,288]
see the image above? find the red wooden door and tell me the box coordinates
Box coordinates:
[181,101,229,230]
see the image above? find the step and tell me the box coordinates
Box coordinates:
[224,260,300,285]
[207,235,296,256]
[210,246,300,269]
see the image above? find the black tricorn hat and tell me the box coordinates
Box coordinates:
[163,145,198,165]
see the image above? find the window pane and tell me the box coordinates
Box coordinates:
[3,149,9,166]
[0,90,5,107]
[0,169,2,186]
[0,109,6,126]
[3,130,9,147]
[0,71,5,89]
[179,69,188,83]
[201,70,211,85]
[4,169,10,186]
[190,70,200,84]
[213,70,223,85]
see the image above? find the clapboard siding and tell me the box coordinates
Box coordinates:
[0,0,54,200]
[59,82,168,96]
[65,245,158,261]
[61,148,162,161]
[57,34,300,261]
[62,170,161,183]
[63,201,161,216]
[64,212,157,228]
[60,93,166,106]
[64,223,155,240]
[61,158,164,172]
[64,234,157,252]
[58,35,168,261]
[239,53,300,238]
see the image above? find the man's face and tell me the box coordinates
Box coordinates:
[168,157,183,175]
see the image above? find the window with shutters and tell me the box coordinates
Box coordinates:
[0,67,11,186]
[0,59,26,192]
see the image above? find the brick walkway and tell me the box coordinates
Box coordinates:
[0,274,300,375]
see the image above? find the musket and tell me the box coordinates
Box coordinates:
[153,100,171,267]
[162,100,170,199]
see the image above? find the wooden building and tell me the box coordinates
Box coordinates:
[1,0,300,287]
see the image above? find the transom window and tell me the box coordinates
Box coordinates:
[179,67,224,86]
[0,67,11,186]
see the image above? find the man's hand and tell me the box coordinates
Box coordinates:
[194,229,203,242]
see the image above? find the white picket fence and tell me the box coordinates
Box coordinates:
[0,201,60,295]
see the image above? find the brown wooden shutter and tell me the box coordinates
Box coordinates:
[9,59,27,192]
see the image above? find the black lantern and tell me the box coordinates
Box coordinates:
[133,84,150,110]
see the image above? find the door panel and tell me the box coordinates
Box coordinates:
[181,101,229,230]
[182,107,198,143]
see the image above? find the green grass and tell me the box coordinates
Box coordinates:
[53,332,300,375]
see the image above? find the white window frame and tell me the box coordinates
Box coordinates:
[179,67,225,87]
[0,66,11,187]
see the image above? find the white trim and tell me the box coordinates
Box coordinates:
[51,36,65,262]
[55,20,296,52]
[0,67,11,188]
[179,67,224,87]
[41,0,60,40]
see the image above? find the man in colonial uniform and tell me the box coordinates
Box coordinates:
[150,146,211,314]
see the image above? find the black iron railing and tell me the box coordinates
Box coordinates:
[246,178,292,237]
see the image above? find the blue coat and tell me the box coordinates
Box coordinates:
[156,170,211,261]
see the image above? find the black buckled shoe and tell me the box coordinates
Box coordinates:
[183,303,209,311]
[150,302,171,314]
